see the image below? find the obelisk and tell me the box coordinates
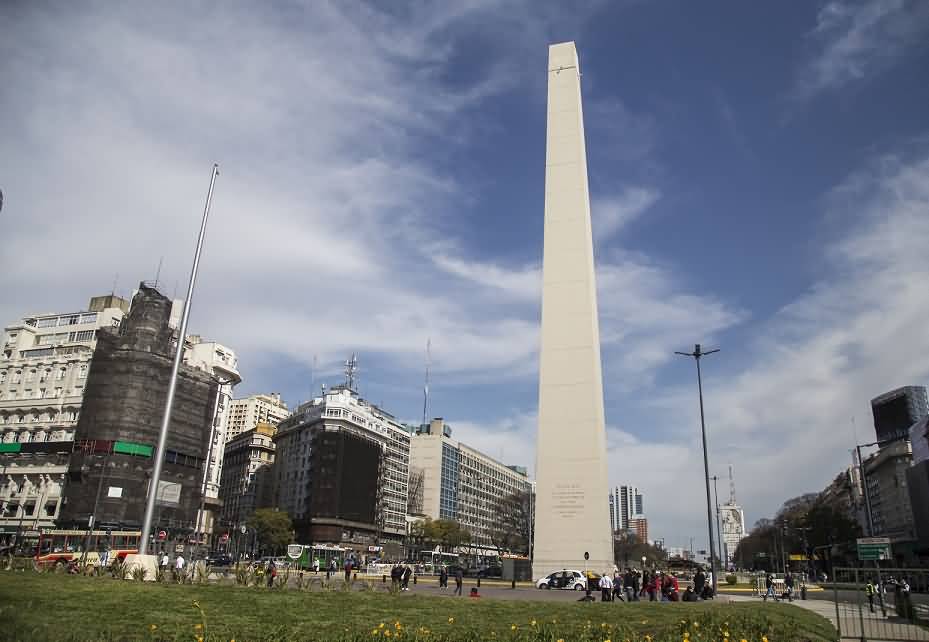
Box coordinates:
[533,41,613,580]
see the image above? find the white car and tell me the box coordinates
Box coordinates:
[536,569,589,590]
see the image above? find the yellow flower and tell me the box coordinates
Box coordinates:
[602,622,607,628]
[197,638,203,642]
[531,620,537,627]
[395,621,401,628]
[684,633,690,639]
[380,623,385,629]
[448,618,455,624]
[693,622,699,629]
[557,639,564,642]
[149,625,157,632]
[384,631,391,638]
[371,630,379,636]
[762,637,769,642]
[646,636,653,642]
[511,625,517,631]
[194,624,203,631]
[724,632,730,638]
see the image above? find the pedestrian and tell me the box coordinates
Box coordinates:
[784,571,794,602]
[612,568,624,602]
[646,572,658,601]
[632,569,641,601]
[599,572,613,602]
[266,559,276,588]
[344,557,353,583]
[866,580,875,613]
[328,557,336,578]
[454,566,463,596]
[160,551,169,572]
[763,573,777,602]
[390,563,401,591]
[174,553,186,582]
[624,568,635,602]
[402,564,412,591]
[313,557,320,573]
[439,564,449,589]
[694,568,706,599]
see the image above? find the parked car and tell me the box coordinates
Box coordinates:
[204,553,234,567]
[536,569,590,590]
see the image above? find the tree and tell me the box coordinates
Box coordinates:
[613,531,666,569]
[410,518,471,551]
[489,490,531,555]
[247,509,293,556]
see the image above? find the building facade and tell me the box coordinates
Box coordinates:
[272,384,410,547]
[611,485,644,532]
[410,418,531,550]
[628,516,648,542]
[183,336,241,538]
[864,439,916,544]
[226,393,288,442]
[0,295,129,541]
[871,386,929,443]
[218,422,276,530]
[59,284,219,542]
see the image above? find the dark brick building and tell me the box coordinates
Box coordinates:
[60,284,219,538]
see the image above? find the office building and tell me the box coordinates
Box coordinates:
[871,386,929,443]
[905,417,929,552]
[59,284,220,540]
[218,422,276,530]
[611,485,644,531]
[628,516,648,542]
[863,439,916,545]
[226,393,288,442]
[0,294,129,541]
[409,418,531,551]
[272,382,410,550]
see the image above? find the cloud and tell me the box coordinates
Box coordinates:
[592,187,660,243]
[637,146,929,541]
[793,0,929,100]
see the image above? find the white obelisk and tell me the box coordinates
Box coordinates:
[533,41,613,580]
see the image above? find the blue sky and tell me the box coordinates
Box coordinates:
[2,1,929,550]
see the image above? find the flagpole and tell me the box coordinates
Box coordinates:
[139,163,220,555]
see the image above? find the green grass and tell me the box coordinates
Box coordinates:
[0,572,837,641]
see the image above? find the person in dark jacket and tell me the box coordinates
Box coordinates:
[454,566,463,596]
[694,569,706,598]
[439,565,449,589]
[402,565,413,591]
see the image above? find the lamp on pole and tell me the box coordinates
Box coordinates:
[140,164,220,555]
[675,343,720,596]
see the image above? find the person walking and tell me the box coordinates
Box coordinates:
[612,568,624,602]
[763,573,777,602]
[784,571,794,602]
[454,566,463,596]
[646,572,658,602]
[344,557,353,584]
[266,559,276,588]
[313,557,320,573]
[160,551,169,572]
[599,572,613,602]
[439,565,449,589]
[632,569,641,601]
[866,580,875,613]
[624,568,635,603]
[174,553,186,582]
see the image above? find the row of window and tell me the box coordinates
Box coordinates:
[0,364,87,384]
[1,409,79,424]
[0,387,82,401]
[29,313,98,328]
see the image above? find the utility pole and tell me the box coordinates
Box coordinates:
[675,343,720,596]
[140,163,220,555]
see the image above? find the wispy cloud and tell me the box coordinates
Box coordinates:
[592,187,661,243]
[793,0,929,100]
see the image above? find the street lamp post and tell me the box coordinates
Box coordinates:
[675,343,720,596]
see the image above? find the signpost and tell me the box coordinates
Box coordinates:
[857,537,891,561]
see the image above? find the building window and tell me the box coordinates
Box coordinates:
[79,313,97,324]
[78,364,88,379]
[25,370,35,383]
[70,330,95,343]
[56,368,66,381]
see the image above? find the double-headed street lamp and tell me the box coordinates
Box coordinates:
[675,343,719,596]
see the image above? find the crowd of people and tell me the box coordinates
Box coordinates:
[597,567,715,602]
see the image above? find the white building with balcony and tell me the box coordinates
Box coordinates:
[0,295,129,538]
[226,393,289,442]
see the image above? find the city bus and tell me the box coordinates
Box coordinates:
[35,529,141,568]
[419,550,460,574]
[286,543,349,570]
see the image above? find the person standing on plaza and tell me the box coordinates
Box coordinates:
[160,551,169,573]
[632,569,641,601]
[612,568,624,601]
[623,568,635,602]
[344,556,353,583]
[439,564,448,589]
[174,553,186,582]
[763,573,777,602]
[866,580,875,613]
[599,572,612,602]
[694,568,706,599]
[784,571,794,602]
[454,566,463,596]
[313,557,320,573]
[266,559,276,588]
[402,564,412,591]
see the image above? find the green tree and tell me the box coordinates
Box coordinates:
[613,531,666,569]
[489,490,532,555]
[247,509,293,556]
[411,518,471,551]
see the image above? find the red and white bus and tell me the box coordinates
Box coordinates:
[35,529,141,568]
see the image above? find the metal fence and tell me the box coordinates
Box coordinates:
[831,567,929,641]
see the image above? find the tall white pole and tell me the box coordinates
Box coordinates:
[139,163,220,555]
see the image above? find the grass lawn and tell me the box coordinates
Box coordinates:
[0,572,837,641]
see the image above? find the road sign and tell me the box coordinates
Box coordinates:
[857,537,891,561]
[157,530,167,541]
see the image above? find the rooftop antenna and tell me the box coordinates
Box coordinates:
[728,464,736,505]
[154,256,164,289]
[422,338,431,428]
[310,354,318,399]
[344,353,357,391]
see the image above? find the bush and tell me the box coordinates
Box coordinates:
[130,566,148,582]
[726,573,738,585]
